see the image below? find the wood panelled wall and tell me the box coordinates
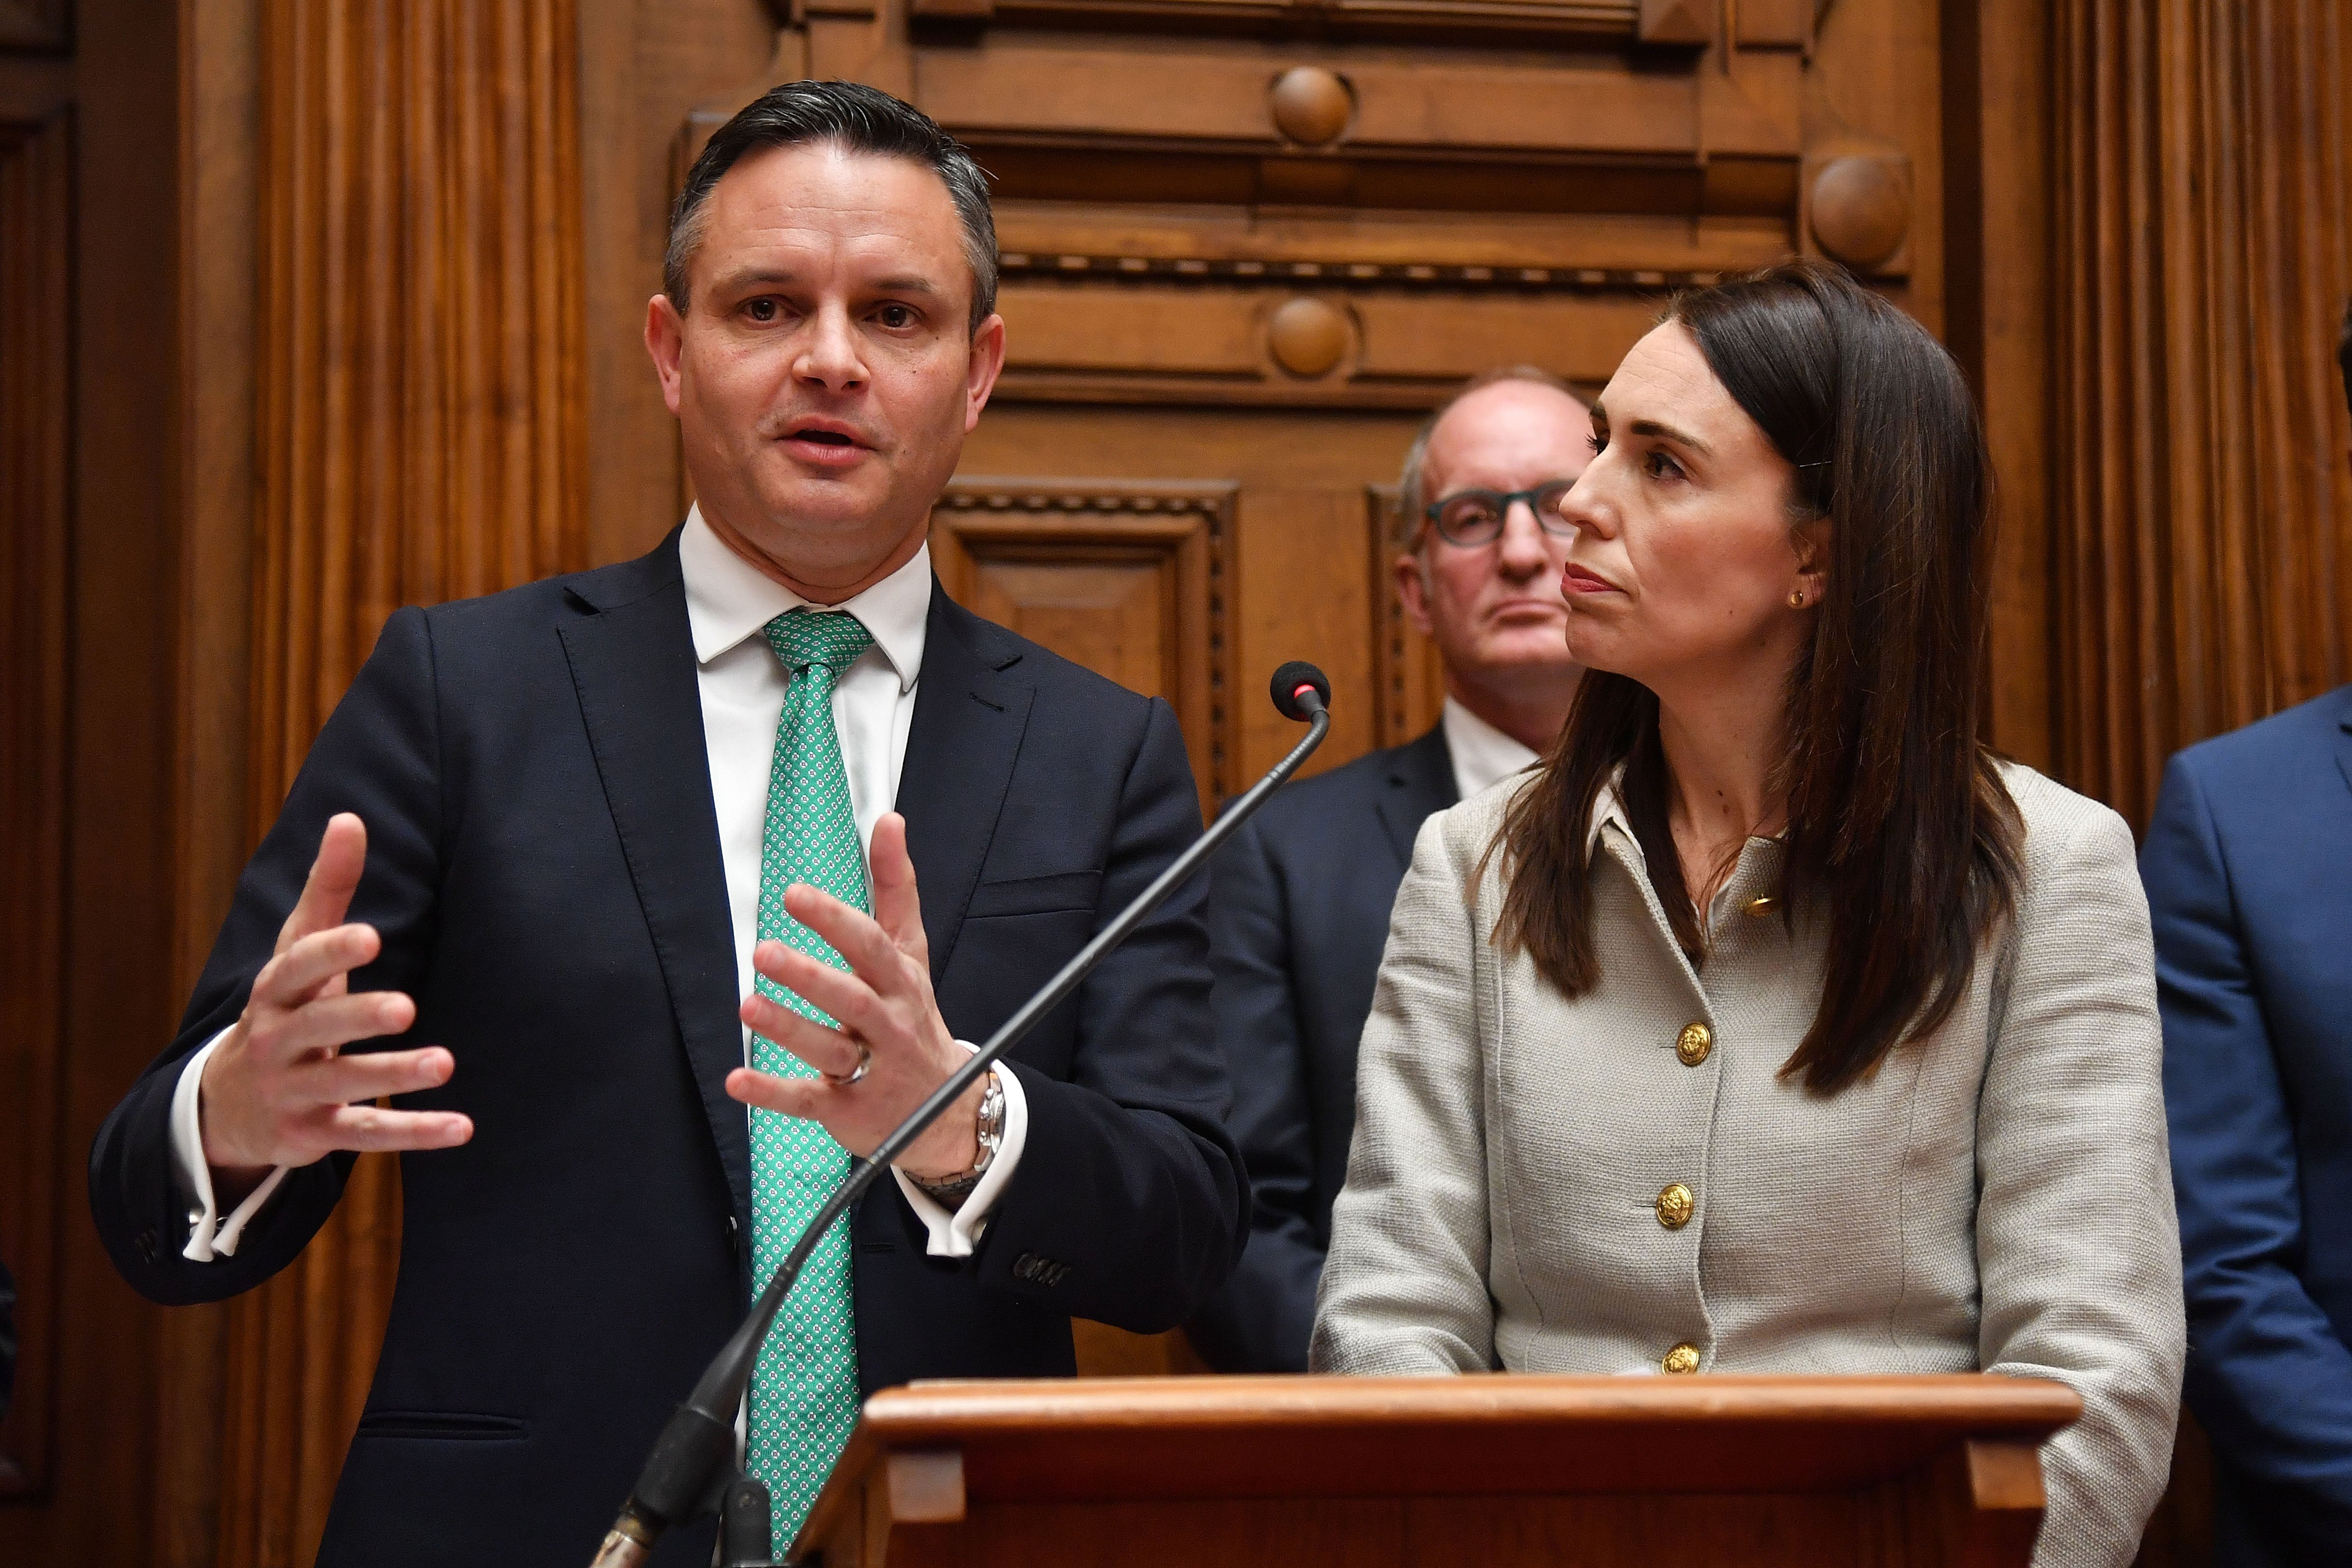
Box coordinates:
[191,3,592,1564]
[1,2,195,1562]
[2050,0,2352,830]
[0,0,2347,1562]
[0,97,70,1508]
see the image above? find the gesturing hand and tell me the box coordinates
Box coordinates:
[199,813,473,1197]
[725,812,983,1181]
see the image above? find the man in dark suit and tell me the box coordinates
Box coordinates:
[1186,369,1589,1372]
[88,83,1245,1567]
[2147,680,2352,1565]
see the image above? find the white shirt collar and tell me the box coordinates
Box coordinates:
[1441,696,1541,802]
[678,503,931,692]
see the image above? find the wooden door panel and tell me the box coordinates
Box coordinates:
[932,479,1234,810]
[1350,291,1657,386]
[997,285,1267,378]
[0,102,71,1502]
[965,560,1169,693]
[1366,485,1447,750]
[958,407,1416,786]
[1231,485,1379,782]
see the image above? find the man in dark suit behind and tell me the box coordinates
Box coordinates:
[89,83,1245,1566]
[2148,682,2352,1564]
[1187,369,1590,1372]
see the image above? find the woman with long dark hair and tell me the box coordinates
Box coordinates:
[1311,262,2183,1567]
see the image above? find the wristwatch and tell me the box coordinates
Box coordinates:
[907,1068,1004,1210]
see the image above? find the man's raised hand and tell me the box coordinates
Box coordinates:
[725,811,984,1180]
[198,813,473,1193]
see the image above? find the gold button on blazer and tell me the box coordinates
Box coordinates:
[1311,763,2184,1568]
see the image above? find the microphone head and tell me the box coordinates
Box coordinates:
[1270,661,1332,722]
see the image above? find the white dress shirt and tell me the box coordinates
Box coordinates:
[1440,695,1541,802]
[170,505,1027,1262]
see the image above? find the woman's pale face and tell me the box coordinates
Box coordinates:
[1555,322,1820,694]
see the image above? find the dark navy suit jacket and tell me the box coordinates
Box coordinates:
[1186,725,1456,1372]
[2145,683,2352,1566]
[87,531,1247,1568]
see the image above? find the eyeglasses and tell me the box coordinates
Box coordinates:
[1422,481,1579,547]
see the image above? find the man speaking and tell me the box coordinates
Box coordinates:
[89,82,1246,1566]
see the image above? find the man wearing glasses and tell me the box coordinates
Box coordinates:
[1187,367,1589,1372]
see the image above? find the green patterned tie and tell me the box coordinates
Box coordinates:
[746,608,875,1540]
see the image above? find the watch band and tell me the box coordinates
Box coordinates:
[907,1068,1004,1210]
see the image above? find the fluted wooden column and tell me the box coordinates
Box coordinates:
[218,2,587,1562]
[2053,0,2352,828]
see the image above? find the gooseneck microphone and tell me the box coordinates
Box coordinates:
[590,664,1332,1568]
[1269,660,1331,724]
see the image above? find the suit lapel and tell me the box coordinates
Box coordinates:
[1376,723,1459,866]
[898,587,1034,981]
[558,535,752,1227]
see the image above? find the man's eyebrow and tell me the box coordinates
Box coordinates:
[1629,417,1712,456]
[711,267,801,293]
[705,268,946,298]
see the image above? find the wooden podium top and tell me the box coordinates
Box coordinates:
[800,1373,2081,1552]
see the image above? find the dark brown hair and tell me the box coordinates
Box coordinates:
[666,81,997,333]
[1489,260,2021,1093]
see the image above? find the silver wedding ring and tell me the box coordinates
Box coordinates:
[825,1042,872,1087]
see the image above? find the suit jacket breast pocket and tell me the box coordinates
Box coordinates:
[964,869,1102,920]
[353,1409,530,1443]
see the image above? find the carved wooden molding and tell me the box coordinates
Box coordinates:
[933,479,1236,804]
[1365,484,1445,750]
[919,39,1804,217]
[911,0,1642,47]
[2051,0,2352,826]
[993,281,1641,411]
[1268,66,1352,148]
[1636,0,1709,44]
[999,251,1722,294]
[1808,153,1911,274]
[0,105,71,1501]
[937,481,1234,518]
[218,3,591,1560]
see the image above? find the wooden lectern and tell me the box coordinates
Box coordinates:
[793,1374,2079,1568]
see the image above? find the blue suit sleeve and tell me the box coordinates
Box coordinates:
[2148,751,2352,1544]
[1187,809,1323,1372]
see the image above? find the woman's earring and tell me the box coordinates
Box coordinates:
[1788,587,1807,609]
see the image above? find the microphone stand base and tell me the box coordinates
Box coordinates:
[721,1472,779,1568]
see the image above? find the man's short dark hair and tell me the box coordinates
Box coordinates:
[665,80,998,335]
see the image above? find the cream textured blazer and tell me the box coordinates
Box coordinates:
[1312,762,2185,1568]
